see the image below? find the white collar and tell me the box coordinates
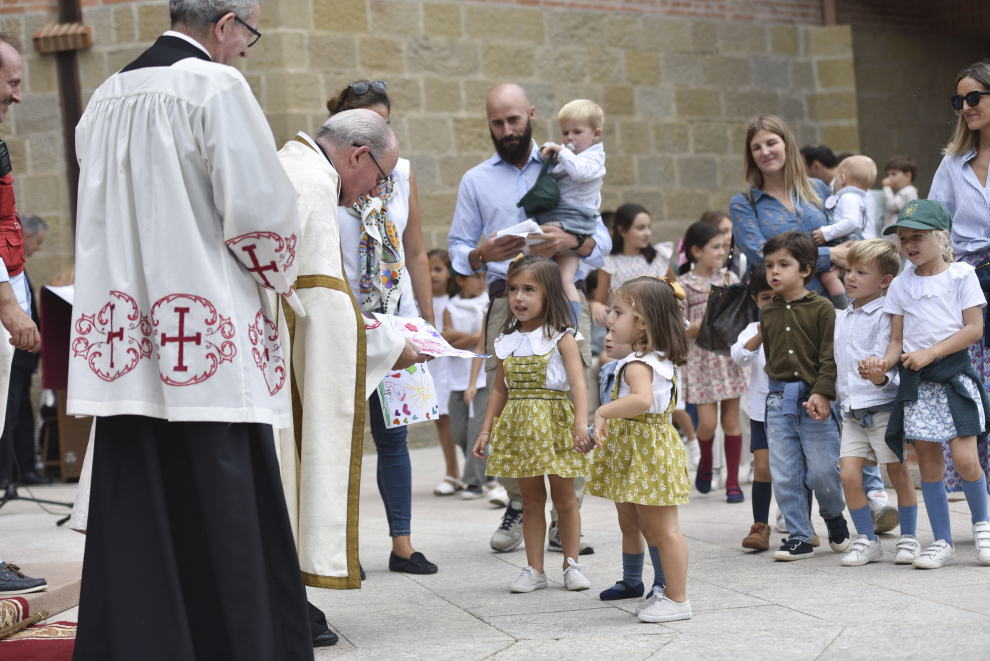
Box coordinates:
[844,295,885,315]
[163,30,213,60]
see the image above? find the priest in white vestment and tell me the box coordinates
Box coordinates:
[68,2,313,658]
[274,110,421,646]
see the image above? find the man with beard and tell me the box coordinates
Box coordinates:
[447,83,611,554]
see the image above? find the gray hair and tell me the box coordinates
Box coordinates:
[170,0,260,31]
[20,214,46,237]
[315,109,395,161]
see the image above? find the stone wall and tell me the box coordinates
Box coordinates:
[852,29,990,196]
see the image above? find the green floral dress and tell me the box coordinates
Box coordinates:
[586,353,690,506]
[486,328,590,479]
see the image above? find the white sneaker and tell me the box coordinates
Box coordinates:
[563,557,590,591]
[868,491,899,534]
[510,566,548,593]
[973,521,990,565]
[710,471,723,492]
[683,439,700,470]
[912,540,957,569]
[841,536,883,566]
[894,535,920,564]
[776,510,788,534]
[637,592,693,623]
[490,501,524,552]
[488,485,509,508]
[635,585,663,615]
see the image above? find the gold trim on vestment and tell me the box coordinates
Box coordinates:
[281,253,368,587]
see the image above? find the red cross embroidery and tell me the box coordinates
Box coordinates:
[160,307,201,372]
[106,304,124,369]
[240,244,279,288]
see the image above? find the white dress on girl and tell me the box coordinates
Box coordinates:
[432,293,450,416]
[445,292,490,393]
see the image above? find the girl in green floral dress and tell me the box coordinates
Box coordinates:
[472,255,592,593]
[587,276,693,623]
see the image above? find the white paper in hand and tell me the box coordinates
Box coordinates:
[495,220,545,252]
[376,315,488,359]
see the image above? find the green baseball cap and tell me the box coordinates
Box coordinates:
[882,199,952,235]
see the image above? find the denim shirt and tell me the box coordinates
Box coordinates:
[730,180,833,297]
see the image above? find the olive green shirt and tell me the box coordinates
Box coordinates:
[761,291,836,400]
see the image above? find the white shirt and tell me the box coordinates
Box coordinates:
[882,184,919,236]
[929,150,990,259]
[833,297,899,412]
[446,293,488,391]
[614,351,674,413]
[339,157,417,316]
[545,142,605,210]
[68,55,300,425]
[430,294,450,400]
[494,327,574,391]
[883,262,987,354]
[730,321,768,422]
[822,186,872,243]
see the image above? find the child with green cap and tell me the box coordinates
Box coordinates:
[864,199,990,569]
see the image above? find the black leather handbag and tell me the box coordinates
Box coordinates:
[695,256,759,355]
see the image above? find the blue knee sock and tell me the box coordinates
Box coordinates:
[921,480,953,546]
[898,505,918,537]
[648,546,665,588]
[622,552,644,586]
[569,300,581,327]
[849,505,876,540]
[961,475,989,524]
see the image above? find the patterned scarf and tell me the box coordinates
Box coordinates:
[352,175,404,314]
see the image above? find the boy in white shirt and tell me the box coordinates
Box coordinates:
[834,239,920,566]
[730,264,776,551]
[812,155,878,309]
[539,99,606,324]
[881,155,919,238]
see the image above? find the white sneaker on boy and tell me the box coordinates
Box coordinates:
[841,537,883,566]
[868,491,899,534]
[775,510,788,534]
[636,585,663,615]
[488,485,509,508]
[894,535,921,564]
[510,566,547,593]
[973,521,990,565]
[912,540,957,569]
[637,592,693,623]
[562,558,590,591]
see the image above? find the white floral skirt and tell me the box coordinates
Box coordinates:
[903,375,986,443]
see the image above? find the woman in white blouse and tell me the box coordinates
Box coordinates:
[328,81,438,574]
[926,59,990,495]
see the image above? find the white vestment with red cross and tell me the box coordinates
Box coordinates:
[68,57,303,427]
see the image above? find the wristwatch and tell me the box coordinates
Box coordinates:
[573,234,588,252]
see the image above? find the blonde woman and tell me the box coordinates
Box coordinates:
[927,59,990,497]
[729,115,851,302]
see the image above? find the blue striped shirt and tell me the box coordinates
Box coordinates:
[928,150,990,259]
[729,180,833,297]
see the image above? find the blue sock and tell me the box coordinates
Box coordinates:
[648,546,665,588]
[898,505,918,537]
[921,480,953,546]
[961,475,989,525]
[622,552,644,586]
[849,505,875,540]
[569,300,581,327]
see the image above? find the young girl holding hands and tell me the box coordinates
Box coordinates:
[585,276,692,622]
[680,222,750,501]
[473,255,592,592]
[866,201,990,568]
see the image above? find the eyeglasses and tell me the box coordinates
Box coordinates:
[212,14,262,47]
[353,143,388,188]
[350,81,387,95]
[951,90,990,111]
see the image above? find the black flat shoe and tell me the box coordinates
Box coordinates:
[313,629,338,647]
[359,563,366,581]
[389,551,438,574]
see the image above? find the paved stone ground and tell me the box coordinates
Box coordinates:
[5,446,990,660]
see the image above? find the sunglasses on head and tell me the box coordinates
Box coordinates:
[951,90,990,111]
[350,81,387,95]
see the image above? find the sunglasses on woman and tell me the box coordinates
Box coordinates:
[350,81,387,95]
[951,90,990,111]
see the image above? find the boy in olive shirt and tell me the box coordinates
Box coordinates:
[761,232,850,561]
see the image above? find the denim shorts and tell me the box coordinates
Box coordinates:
[750,417,768,452]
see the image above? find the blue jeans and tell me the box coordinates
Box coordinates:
[766,392,846,543]
[368,391,412,537]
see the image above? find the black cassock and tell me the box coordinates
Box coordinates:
[72,36,312,661]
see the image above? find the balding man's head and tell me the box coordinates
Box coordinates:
[486,84,535,168]
[316,108,399,207]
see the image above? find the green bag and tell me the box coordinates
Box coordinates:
[516,156,560,217]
